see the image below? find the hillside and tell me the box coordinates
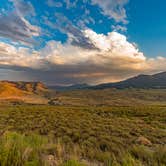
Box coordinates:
[49,83,90,91]
[1,71,166,106]
[49,72,166,91]
[0,81,49,104]
[92,71,166,89]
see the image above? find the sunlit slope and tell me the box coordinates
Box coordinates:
[0,81,49,104]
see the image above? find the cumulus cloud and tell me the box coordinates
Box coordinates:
[91,0,129,23]
[0,29,165,85]
[0,0,40,45]
[0,0,164,85]
[0,42,42,68]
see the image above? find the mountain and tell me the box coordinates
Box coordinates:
[91,72,166,89]
[0,81,49,104]
[49,83,90,91]
[0,81,48,96]
[49,72,166,91]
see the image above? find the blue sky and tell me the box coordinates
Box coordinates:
[0,0,165,85]
[127,0,166,57]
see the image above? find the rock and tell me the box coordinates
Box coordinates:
[136,136,152,146]
[48,98,62,105]
[45,155,58,166]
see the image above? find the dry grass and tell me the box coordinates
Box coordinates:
[0,105,165,165]
[56,88,166,106]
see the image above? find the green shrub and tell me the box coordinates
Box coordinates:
[0,105,165,165]
[0,132,46,166]
[122,154,143,166]
[62,160,86,166]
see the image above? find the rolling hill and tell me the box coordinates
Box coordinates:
[49,83,90,91]
[51,72,166,106]
[91,71,166,89]
[49,72,166,91]
[0,81,49,104]
[1,71,166,105]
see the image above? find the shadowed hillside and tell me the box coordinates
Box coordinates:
[49,72,166,91]
[92,72,166,89]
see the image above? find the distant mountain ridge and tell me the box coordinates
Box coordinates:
[91,72,166,89]
[48,72,166,91]
[49,83,90,91]
[1,71,166,97]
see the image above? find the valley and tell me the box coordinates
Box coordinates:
[0,73,165,165]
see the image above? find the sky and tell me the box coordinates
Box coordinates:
[0,0,165,85]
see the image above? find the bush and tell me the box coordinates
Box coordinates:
[0,105,165,165]
[62,160,86,166]
[0,132,46,166]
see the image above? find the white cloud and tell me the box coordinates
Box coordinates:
[47,0,63,7]
[84,29,145,62]
[112,25,127,32]
[0,42,42,68]
[91,0,129,23]
[10,0,36,16]
[41,30,146,70]
[0,0,40,45]
[0,29,165,84]
[64,0,78,9]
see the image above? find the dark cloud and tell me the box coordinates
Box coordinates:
[54,13,97,50]
[0,0,165,85]
[0,12,39,45]
[0,62,149,85]
[0,0,39,45]
[0,30,165,85]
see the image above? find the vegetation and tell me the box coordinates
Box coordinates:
[57,88,166,106]
[0,105,165,165]
[1,80,166,107]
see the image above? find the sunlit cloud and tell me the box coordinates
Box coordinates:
[0,0,165,85]
[0,29,165,85]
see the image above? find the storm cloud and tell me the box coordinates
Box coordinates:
[0,0,40,45]
[0,29,165,85]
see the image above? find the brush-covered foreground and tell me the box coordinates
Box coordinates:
[0,105,165,166]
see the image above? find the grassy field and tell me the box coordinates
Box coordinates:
[1,88,166,106]
[56,88,166,106]
[0,105,165,165]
